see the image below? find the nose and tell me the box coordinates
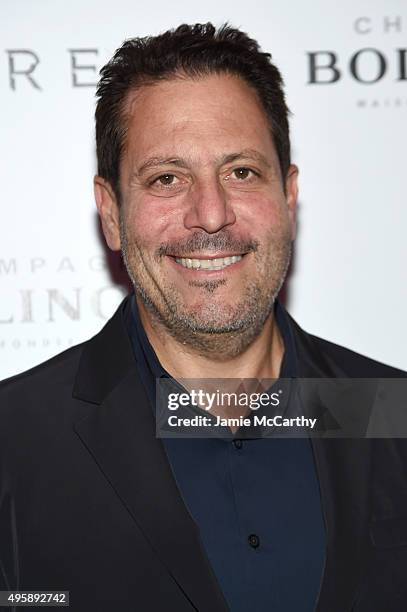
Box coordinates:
[183,178,236,233]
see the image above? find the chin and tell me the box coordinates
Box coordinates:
[177,306,253,333]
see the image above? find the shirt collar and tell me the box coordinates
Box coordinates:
[127,292,298,385]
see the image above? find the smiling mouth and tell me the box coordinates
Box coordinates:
[174,255,243,270]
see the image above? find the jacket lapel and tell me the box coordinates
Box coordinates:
[72,297,371,612]
[72,298,229,612]
[288,313,371,611]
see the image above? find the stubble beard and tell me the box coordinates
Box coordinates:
[120,219,292,359]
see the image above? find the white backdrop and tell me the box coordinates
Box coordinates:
[1,0,406,379]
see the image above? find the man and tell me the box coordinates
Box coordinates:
[0,23,406,612]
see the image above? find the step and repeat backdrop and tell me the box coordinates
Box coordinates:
[1,0,406,379]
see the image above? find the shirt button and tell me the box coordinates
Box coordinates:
[233,439,243,449]
[248,534,260,549]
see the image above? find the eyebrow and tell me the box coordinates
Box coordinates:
[221,149,271,168]
[135,148,271,176]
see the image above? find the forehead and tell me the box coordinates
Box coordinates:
[121,73,276,166]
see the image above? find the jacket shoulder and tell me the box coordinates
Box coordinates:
[0,342,85,388]
[309,332,406,377]
[0,342,87,420]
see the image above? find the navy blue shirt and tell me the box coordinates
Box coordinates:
[127,295,325,611]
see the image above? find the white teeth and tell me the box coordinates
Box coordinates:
[175,255,243,270]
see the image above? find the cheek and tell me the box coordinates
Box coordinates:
[235,191,289,230]
[124,198,176,250]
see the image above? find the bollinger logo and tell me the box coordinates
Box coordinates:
[306,15,406,85]
[4,17,405,91]
[0,256,128,324]
[307,48,406,84]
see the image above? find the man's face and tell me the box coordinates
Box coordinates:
[96,73,298,352]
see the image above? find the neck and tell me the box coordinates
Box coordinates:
[136,296,285,380]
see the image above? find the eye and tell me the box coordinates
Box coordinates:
[233,167,252,180]
[147,172,187,196]
[153,174,178,186]
[226,167,260,182]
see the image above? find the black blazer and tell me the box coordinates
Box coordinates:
[0,296,406,611]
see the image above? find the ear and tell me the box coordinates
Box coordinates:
[284,164,299,241]
[94,176,121,251]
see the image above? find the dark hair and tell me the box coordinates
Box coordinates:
[95,22,291,200]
